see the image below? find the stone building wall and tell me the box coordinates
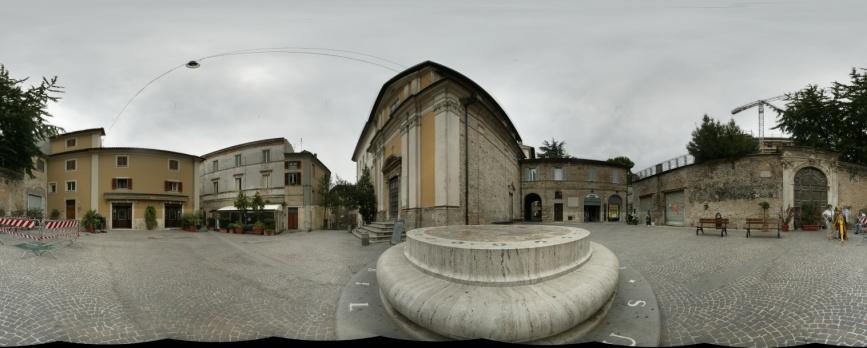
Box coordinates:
[634,147,867,228]
[465,102,521,225]
[520,160,629,223]
[838,163,867,215]
[0,169,47,216]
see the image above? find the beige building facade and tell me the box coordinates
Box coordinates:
[633,146,867,228]
[46,128,202,229]
[352,61,525,230]
[200,138,331,232]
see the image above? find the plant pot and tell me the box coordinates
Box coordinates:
[86,225,95,233]
[254,227,264,235]
[782,224,789,232]
[233,227,243,234]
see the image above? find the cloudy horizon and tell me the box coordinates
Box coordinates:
[3,0,865,181]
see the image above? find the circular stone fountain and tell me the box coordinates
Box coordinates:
[376,225,619,343]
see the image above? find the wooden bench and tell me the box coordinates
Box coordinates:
[744,218,780,238]
[696,218,728,237]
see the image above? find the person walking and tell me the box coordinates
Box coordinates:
[843,206,851,226]
[856,211,867,235]
[834,207,848,245]
[823,205,834,239]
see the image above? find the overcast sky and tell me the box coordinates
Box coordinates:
[3,0,865,181]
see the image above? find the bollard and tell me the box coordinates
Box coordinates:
[361,231,369,246]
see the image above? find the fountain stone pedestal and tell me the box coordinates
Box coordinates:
[376,224,620,343]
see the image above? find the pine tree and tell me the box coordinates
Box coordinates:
[687,114,758,163]
[0,65,63,180]
[537,138,570,159]
[773,68,867,166]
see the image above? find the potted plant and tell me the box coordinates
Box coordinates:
[780,206,794,232]
[800,202,819,231]
[145,206,157,230]
[195,210,205,231]
[253,221,265,235]
[230,222,243,234]
[264,228,274,236]
[82,209,99,233]
[96,213,107,232]
[50,208,61,220]
[180,213,198,232]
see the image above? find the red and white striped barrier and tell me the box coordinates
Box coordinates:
[45,220,78,229]
[0,219,79,242]
[0,218,35,228]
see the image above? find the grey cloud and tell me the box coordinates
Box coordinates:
[3,0,866,179]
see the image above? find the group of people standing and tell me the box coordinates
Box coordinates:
[822,205,867,245]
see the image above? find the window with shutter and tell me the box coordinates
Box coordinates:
[179,182,183,192]
[112,178,117,189]
[129,179,132,190]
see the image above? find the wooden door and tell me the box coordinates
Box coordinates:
[112,203,132,229]
[287,208,298,230]
[554,203,563,222]
[388,176,399,220]
[66,200,76,219]
[165,204,182,228]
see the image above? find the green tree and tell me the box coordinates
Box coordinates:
[233,191,249,224]
[537,138,571,159]
[686,114,758,163]
[773,68,867,166]
[331,176,358,210]
[0,65,64,180]
[318,173,334,228]
[356,166,377,224]
[250,192,265,223]
[145,206,157,230]
[606,156,635,170]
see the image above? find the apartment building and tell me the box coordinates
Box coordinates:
[46,128,202,229]
[200,138,331,231]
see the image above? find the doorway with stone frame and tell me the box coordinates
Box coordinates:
[382,155,402,221]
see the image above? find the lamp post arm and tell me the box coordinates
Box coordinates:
[107,62,187,133]
[106,48,405,135]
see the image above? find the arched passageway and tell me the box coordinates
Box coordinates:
[524,193,542,222]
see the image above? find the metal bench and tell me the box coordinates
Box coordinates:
[696,218,728,237]
[744,218,781,238]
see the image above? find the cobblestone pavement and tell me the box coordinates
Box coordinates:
[571,223,867,347]
[3,225,866,346]
[0,229,387,344]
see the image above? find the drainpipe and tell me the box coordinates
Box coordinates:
[460,95,477,225]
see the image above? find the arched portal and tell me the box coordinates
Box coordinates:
[794,167,828,226]
[524,193,542,222]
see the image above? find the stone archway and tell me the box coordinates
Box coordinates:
[524,193,542,222]
[794,167,828,226]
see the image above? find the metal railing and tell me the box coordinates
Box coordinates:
[636,154,694,180]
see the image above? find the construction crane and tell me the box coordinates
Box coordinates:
[731,94,786,150]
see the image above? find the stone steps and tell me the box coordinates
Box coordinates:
[352,221,403,243]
